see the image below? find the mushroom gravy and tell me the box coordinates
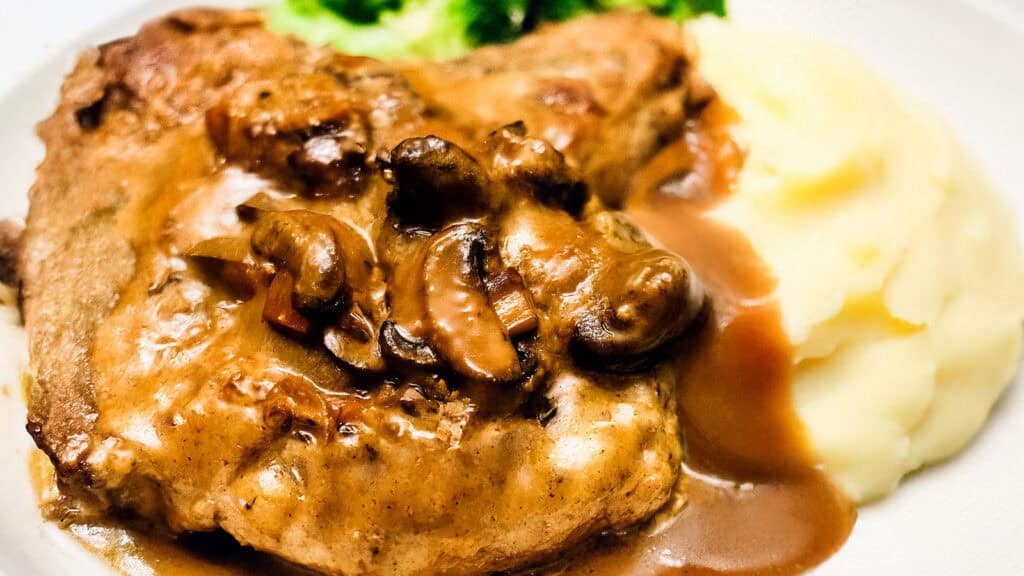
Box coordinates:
[28,98,854,576]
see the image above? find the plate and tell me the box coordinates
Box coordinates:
[1,1,1022,574]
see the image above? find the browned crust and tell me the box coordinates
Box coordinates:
[22,55,130,476]
[20,8,268,476]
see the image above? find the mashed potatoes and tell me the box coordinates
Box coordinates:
[692,20,1024,502]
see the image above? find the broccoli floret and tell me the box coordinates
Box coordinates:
[460,0,529,45]
[320,0,403,23]
[675,0,728,18]
[525,0,598,24]
[595,0,726,19]
[268,0,726,60]
[270,0,475,59]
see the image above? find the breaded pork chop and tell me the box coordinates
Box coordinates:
[22,9,704,576]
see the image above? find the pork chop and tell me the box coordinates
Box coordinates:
[21,9,703,575]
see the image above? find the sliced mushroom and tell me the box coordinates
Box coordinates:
[263,271,312,337]
[328,217,377,291]
[187,236,252,261]
[185,236,267,297]
[379,320,442,369]
[324,304,385,373]
[251,210,346,311]
[488,122,589,216]
[486,267,539,339]
[574,249,706,371]
[423,224,521,383]
[236,192,285,222]
[289,124,369,191]
[387,136,491,227]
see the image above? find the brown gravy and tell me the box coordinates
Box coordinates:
[567,202,856,575]
[30,101,854,575]
[578,101,855,575]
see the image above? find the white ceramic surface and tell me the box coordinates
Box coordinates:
[1,1,1022,574]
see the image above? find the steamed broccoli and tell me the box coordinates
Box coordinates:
[524,0,596,24]
[269,0,726,59]
[270,0,469,59]
[461,0,530,45]
[320,0,404,23]
[603,0,726,19]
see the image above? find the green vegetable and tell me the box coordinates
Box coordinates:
[269,0,727,59]
[598,0,725,19]
[320,0,403,23]
[525,0,597,24]
[462,0,529,45]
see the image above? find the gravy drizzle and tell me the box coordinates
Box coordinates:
[572,100,856,575]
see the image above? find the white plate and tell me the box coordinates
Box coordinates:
[1,1,1022,574]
